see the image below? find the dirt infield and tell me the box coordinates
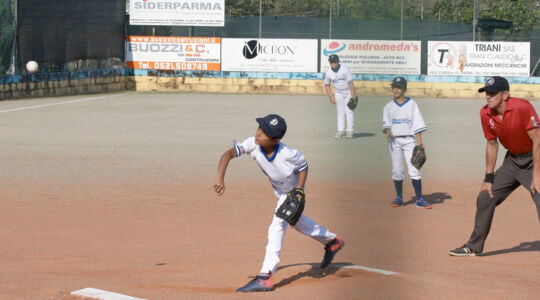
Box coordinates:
[0,92,539,299]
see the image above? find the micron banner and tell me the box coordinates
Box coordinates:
[125,36,221,71]
[129,0,224,26]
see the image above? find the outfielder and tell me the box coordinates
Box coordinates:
[450,76,540,256]
[324,54,357,139]
[214,114,345,292]
[382,77,431,209]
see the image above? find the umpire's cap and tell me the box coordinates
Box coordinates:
[256,114,287,139]
[478,76,509,93]
[328,54,339,63]
[391,76,407,90]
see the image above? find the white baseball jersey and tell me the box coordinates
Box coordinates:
[382,97,427,136]
[324,64,353,93]
[234,137,308,196]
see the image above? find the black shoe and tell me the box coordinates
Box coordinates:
[320,237,345,268]
[236,275,274,292]
[449,245,480,257]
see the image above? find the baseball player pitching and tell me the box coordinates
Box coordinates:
[382,77,431,209]
[324,54,357,139]
[214,114,345,292]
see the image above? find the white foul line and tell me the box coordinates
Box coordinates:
[344,265,398,276]
[0,93,128,114]
[71,287,147,300]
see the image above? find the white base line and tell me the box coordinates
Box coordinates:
[0,93,128,114]
[71,287,146,300]
[344,265,398,276]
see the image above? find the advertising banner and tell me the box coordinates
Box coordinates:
[129,0,224,27]
[427,41,530,77]
[221,38,318,72]
[320,40,422,74]
[125,36,221,71]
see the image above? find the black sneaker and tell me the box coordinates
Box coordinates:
[449,245,480,257]
[320,237,345,268]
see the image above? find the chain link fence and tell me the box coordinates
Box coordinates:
[3,0,540,76]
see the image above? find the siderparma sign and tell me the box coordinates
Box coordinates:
[129,0,224,27]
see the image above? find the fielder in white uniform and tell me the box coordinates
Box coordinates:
[214,114,345,292]
[324,54,356,139]
[382,77,431,209]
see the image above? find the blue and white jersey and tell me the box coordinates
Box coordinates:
[324,64,353,93]
[382,97,427,136]
[234,137,308,196]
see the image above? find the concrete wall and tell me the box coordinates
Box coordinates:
[132,71,540,100]
[0,70,134,100]
[1,69,539,100]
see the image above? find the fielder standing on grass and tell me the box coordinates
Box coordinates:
[450,76,540,256]
[324,54,357,139]
[382,76,431,209]
[214,114,345,292]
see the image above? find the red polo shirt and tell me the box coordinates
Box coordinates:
[480,97,539,154]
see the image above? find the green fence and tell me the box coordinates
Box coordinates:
[2,0,540,76]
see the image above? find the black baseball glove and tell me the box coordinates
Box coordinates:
[347,96,358,110]
[411,145,426,169]
[275,188,305,226]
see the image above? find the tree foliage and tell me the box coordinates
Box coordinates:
[226,0,539,31]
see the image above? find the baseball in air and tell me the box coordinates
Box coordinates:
[26,60,38,73]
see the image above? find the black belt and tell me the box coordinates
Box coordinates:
[508,151,532,158]
[393,135,414,138]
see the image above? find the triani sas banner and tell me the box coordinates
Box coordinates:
[320,40,421,74]
[428,41,530,77]
[125,36,221,71]
[129,0,224,26]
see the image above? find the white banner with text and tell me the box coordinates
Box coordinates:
[320,40,421,74]
[221,38,318,72]
[427,41,530,77]
[129,0,224,26]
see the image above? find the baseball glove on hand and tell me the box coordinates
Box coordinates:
[411,145,426,169]
[275,188,305,226]
[347,96,358,110]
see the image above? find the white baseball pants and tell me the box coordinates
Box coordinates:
[389,136,422,181]
[260,193,337,275]
[335,91,354,132]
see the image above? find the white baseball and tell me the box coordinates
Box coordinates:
[26,60,38,73]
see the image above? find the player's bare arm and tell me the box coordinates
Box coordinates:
[297,168,308,191]
[325,85,336,104]
[384,128,392,142]
[527,128,540,193]
[415,132,423,147]
[348,81,356,98]
[481,139,499,198]
[214,147,237,196]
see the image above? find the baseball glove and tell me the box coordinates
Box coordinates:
[275,188,305,226]
[347,96,358,110]
[411,145,426,169]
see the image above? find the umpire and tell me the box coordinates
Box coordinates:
[450,76,540,256]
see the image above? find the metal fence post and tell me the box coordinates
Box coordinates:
[400,0,403,40]
[329,1,332,39]
[259,0,262,40]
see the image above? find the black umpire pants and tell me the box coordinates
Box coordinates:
[466,152,540,253]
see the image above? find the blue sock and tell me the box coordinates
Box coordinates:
[393,180,403,199]
[412,179,422,200]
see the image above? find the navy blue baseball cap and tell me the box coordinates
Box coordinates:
[256,114,287,139]
[478,76,509,93]
[391,76,407,90]
[328,54,339,62]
